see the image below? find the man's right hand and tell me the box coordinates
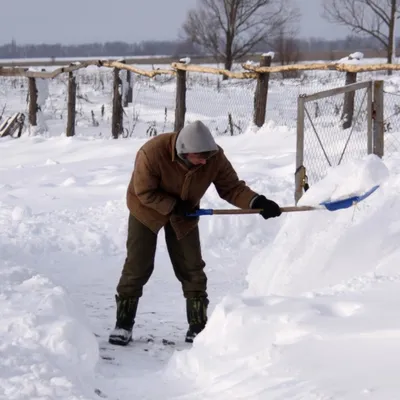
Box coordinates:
[172,199,198,217]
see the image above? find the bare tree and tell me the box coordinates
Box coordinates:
[322,0,399,65]
[182,0,300,75]
[271,27,301,78]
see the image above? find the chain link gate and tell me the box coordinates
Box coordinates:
[295,80,384,203]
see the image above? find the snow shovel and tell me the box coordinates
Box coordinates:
[188,185,379,217]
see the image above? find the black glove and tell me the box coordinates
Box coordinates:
[251,195,282,220]
[172,199,198,218]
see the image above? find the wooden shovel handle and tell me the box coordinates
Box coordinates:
[211,206,316,215]
[280,206,317,212]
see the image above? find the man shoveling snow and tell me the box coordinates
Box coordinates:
[108,120,282,346]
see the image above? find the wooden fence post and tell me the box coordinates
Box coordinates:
[253,54,272,127]
[66,71,76,137]
[341,71,357,129]
[295,95,306,204]
[125,70,133,106]
[367,81,373,154]
[112,67,123,139]
[174,68,186,132]
[119,59,133,107]
[373,80,384,158]
[341,53,364,130]
[28,77,38,126]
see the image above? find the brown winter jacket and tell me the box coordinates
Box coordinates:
[126,132,258,240]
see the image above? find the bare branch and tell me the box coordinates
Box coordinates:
[322,0,398,58]
[0,104,6,121]
[182,8,225,59]
[181,0,300,72]
[365,0,391,24]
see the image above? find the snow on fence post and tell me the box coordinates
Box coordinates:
[112,66,123,139]
[66,71,76,137]
[28,77,38,126]
[35,73,49,134]
[373,80,384,158]
[253,53,273,128]
[174,66,187,132]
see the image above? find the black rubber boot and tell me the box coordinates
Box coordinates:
[108,295,139,346]
[185,297,209,343]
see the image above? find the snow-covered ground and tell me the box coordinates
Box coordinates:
[1,58,400,399]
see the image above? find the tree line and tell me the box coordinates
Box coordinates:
[1,0,397,70]
[0,36,390,59]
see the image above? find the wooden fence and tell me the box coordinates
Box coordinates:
[0,56,399,139]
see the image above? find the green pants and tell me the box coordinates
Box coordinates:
[117,214,207,299]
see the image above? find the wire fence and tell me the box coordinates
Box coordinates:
[1,62,400,147]
[186,74,255,136]
[2,59,399,207]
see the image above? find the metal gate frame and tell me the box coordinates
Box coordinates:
[295,80,384,203]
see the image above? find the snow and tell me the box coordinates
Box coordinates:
[262,51,275,59]
[349,52,364,61]
[297,155,389,204]
[120,69,129,103]
[246,52,274,67]
[244,60,259,66]
[34,77,49,135]
[0,264,98,400]
[179,57,191,64]
[1,58,400,399]
[337,52,364,65]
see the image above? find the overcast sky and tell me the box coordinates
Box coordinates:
[1,0,357,45]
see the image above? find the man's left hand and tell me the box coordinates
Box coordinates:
[251,195,282,220]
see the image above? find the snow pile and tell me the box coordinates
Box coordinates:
[337,52,364,64]
[298,154,389,204]
[246,154,390,296]
[0,262,99,400]
[162,153,400,400]
[166,287,400,400]
[179,57,191,64]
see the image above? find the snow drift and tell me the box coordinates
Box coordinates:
[163,153,400,400]
[0,262,99,400]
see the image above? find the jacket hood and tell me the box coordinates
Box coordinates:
[175,121,218,156]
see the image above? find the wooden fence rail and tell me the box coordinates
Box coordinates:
[0,56,398,138]
[0,60,175,79]
[2,60,400,79]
